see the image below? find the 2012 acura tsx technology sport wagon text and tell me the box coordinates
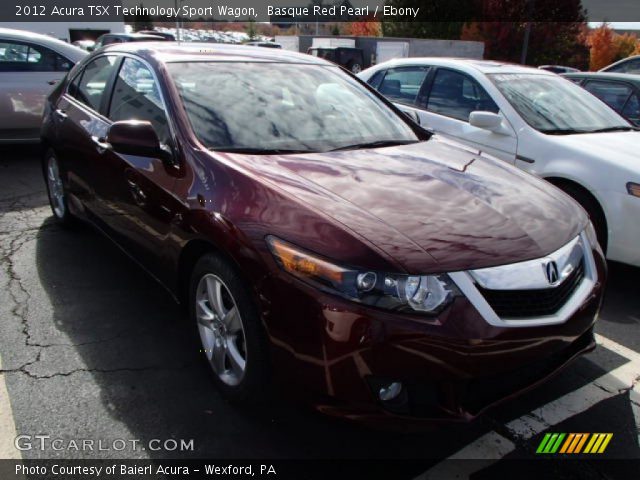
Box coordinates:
[40,43,606,426]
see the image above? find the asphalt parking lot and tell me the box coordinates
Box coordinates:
[0,147,639,477]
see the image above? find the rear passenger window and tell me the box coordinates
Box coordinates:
[108,57,170,144]
[427,69,499,121]
[378,67,429,105]
[75,56,118,112]
[0,40,71,73]
[584,80,632,112]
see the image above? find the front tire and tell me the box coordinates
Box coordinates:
[189,253,270,402]
[350,62,362,74]
[43,149,74,227]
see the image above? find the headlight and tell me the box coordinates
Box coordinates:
[266,236,458,315]
[585,220,599,249]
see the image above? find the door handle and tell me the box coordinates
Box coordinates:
[47,79,58,86]
[126,179,147,206]
[91,136,111,154]
[54,108,67,120]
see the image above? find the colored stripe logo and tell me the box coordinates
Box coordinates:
[536,433,613,454]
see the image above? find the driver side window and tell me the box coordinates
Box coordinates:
[426,69,499,122]
[108,57,170,145]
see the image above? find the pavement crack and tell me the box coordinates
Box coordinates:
[7,361,197,380]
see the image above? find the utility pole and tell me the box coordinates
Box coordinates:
[174,0,182,41]
[520,0,536,65]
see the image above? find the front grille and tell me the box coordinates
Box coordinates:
[477,260,585,318]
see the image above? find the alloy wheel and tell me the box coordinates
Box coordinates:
[195,273,247,386]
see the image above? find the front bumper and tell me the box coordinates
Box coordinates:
[258,244,606,426]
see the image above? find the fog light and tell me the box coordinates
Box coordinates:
[379,382,403,401]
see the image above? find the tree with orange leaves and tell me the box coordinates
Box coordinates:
[347,16,382,37]
[588,24,618,70]
[613,33,639,61]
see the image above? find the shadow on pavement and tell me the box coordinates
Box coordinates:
[34,217,489,460]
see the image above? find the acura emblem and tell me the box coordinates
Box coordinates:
[545,261,559,285]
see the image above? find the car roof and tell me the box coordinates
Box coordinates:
[369,57,554,75]
[601,55,640,71]
[0,27,87,63]
[101,42,330,65]
[563,71,640,84]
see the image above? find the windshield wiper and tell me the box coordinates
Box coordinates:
[328,139,420,152]
[540,126,639,135]
[539,128,588,135]
[210,147,315,154]
[588,126,639,133]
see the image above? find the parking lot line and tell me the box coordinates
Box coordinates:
[419,333,640,477]
[596,333,640,362]
[0,355,21,460]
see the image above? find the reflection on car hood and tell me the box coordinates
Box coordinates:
[227,137,586,273]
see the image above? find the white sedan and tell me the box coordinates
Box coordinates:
[359,58,640,268]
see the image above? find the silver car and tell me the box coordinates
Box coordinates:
[0,28,86,143]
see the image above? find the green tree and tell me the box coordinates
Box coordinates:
[382,0,477,39]
[246,19,257,40]
[459,1,588,67]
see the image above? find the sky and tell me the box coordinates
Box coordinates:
[589,22,640,30]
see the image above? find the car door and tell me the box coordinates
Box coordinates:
[0,38,73,141]
[100,55,181,282]
[372,65,430,126]
[416,68,517,162]
[55,54,119,219]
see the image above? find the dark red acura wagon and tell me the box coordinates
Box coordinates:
[41,43,606,426]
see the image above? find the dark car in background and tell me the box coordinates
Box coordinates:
[41,43,605,426]
[138,30,176,41]
[93,33,169,50]
[246,41,282,48]
[564,72,640,126]
[538,65,580,74]
[308,46,365,73]
[600,55,640,74]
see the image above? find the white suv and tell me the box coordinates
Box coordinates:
[359,58,640,267]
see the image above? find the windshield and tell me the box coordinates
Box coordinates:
[489,73,632,134]
[166,62,419,152]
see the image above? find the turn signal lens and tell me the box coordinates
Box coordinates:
[266,236,348,290]
[266,235,458,315]
[627,182,640,198]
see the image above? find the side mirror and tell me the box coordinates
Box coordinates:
[107,120,162,158]
[469,111,503,132]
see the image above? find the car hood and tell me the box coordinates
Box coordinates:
[223,137,586,273]
[549,130,639,171]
